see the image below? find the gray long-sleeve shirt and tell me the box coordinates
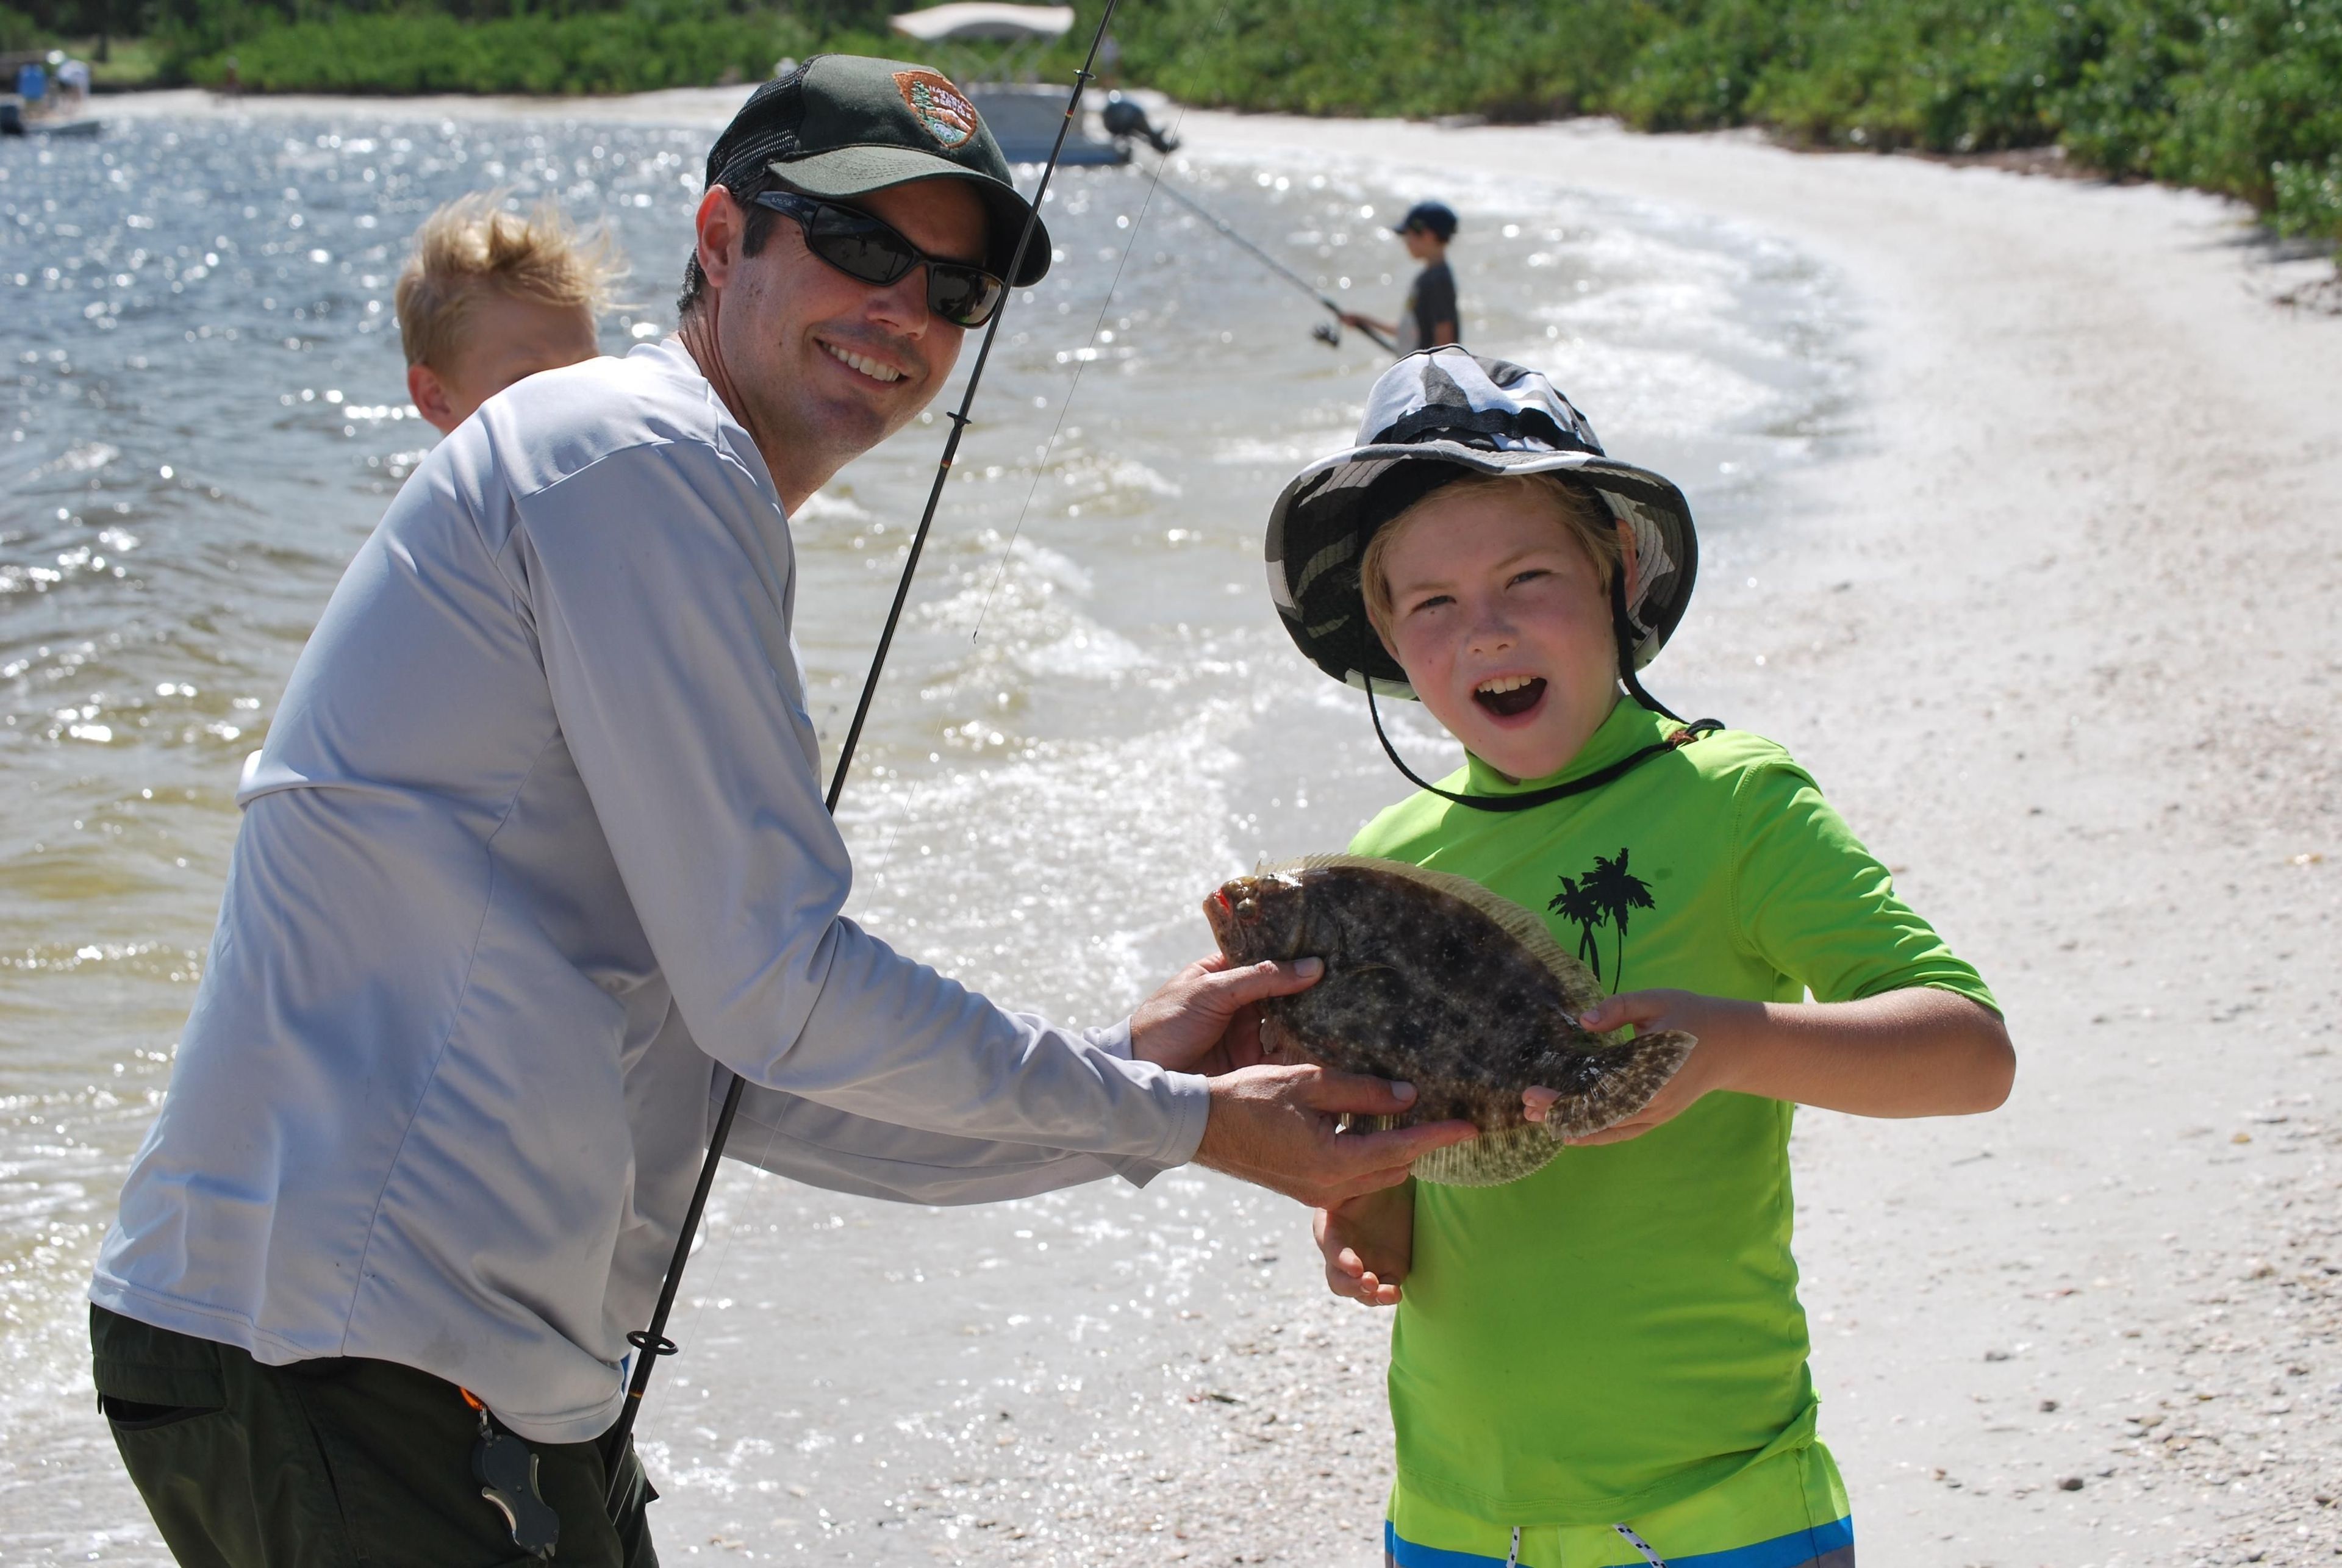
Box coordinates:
[91,340,1212,1444]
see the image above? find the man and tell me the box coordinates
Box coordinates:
[398,192,615,435]
[54,52,92,108]
[1341,198,1461,352]
[88,56,1472,1567]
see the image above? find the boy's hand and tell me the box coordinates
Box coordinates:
[1524,989,1750,1147]
[1315,1181,1416,1307]
[1526,987,2014,1131]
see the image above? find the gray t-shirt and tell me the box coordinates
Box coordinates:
[1405,259,1459,351]
[91,340,1209,1442]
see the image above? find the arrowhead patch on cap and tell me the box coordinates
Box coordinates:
[893,68,979,150]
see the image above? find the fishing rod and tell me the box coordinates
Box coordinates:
[1101,95,1400,357]
[603,7,1122,1504]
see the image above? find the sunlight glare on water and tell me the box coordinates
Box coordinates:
[0,112,1845,1563]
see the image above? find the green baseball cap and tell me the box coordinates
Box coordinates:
[705,54,1053,287]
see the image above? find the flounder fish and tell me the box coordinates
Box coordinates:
[1202,855,1696,1187]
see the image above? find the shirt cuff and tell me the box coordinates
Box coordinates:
[1083,1018,1135,1059]
[1085,1018,1211,1176]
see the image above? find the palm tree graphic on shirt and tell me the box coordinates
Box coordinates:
[1547,847,1655,989]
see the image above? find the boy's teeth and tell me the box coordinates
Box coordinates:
[1476,675,1537,695]
[823,342,903,384]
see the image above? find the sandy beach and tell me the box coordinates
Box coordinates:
[1160,113,2342,1567]
[45,90,2342,1566]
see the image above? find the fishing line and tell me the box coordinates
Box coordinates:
[603,7,1124,1504]
[1128,158,1400,356]
[967,23,1225,645]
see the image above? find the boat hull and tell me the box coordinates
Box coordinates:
[967,86,1126,166]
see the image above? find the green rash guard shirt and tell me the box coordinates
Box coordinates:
[1345,700,1998,1527]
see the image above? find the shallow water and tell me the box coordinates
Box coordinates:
[0,109,1846,1561]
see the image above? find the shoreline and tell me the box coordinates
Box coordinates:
[81,84,2342,304]
[26,91,2342,1564]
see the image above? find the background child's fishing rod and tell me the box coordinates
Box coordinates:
[602,5,1122,1505]
[1103,96,1399,357]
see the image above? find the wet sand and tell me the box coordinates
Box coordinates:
[77,91,2342,1564]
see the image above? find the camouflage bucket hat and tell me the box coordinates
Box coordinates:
[1264,347,1699,701]
[706,54,1052,287]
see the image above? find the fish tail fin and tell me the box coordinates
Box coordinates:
[1541,1030,1697,1142]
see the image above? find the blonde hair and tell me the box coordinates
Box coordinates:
[1359,470,1622,640]
[395,192,622,370]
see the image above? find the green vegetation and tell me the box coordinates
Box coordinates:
[82,31,166,83]
[1,4,53,49]
[2,0,2332,244]
[137,0,873,96]
[1114,0,2342,244]
[177,5,837,95]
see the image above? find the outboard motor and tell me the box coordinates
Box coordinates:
[1102,93,1178,156]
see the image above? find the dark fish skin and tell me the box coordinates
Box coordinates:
[1203,856,1694,1186]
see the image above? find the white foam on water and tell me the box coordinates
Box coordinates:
[791,488,878,525]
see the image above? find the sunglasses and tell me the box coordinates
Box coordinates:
[751,190,1008,330]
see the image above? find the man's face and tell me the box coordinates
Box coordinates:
[700,178,985,491]
[409,292,600,435]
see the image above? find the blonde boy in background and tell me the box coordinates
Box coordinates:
[1262,348,2015,1568]
[396,192,618,435]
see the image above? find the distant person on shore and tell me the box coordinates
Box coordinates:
[1268,348,2014,1567]
[15,59,46,113]
[52,53,90,107]
[88,55,1467,1567]
[397,192,616,435]
[1341,198,1460,351]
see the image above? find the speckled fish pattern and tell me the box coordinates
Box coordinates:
[1203,856,1694,1187]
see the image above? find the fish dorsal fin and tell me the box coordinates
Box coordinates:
[1272,853,1610,1020]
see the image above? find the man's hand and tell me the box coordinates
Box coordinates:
[1130,953,1320,1078]
[1131,954,1476,1205]
[1315,1181,1415,1307]
[1195,1064,1475,1208]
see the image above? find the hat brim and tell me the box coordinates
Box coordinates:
[769,145,1052,287]
[1264,442,1699,701]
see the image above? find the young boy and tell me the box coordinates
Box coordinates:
[1261,348,2013,1567]
[395,192,617,435]
[1341,198,1461,351]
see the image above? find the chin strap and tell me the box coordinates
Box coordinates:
[1366,684,1719,812]
[1363,571,1719,813]
[1609,569,1685,724]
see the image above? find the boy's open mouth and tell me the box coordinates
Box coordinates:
[1474,675,1546,718]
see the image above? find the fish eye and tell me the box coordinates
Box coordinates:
[1236,898,1257,917]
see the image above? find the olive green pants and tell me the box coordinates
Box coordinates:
[91,1305,658,1567]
